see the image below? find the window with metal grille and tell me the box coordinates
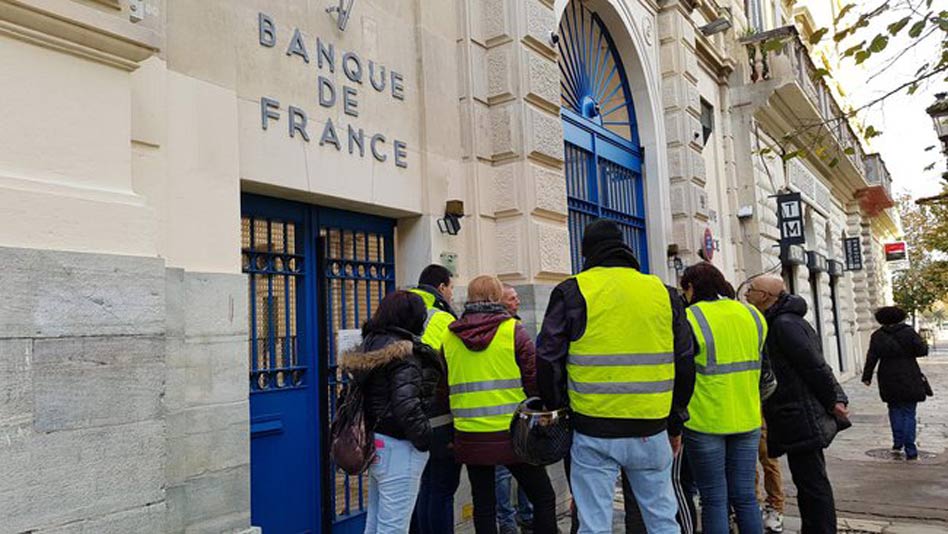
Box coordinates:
[321,225,395,525]
[559,1,648,274]
[241,217,304,392]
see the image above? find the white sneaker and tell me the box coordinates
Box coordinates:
[763,506,784,533]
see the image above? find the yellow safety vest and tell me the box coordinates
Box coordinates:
[409,288,455,351]
[444,318,526,433]
[685,299,767,434]
[567,267,675,420]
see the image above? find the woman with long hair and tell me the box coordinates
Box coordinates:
[862,306,929,460]
[444,275,557,533]
[339,290,444,534]
[680,262,767,534]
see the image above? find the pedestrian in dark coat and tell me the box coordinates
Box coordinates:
[339,290,444,534]
[744,276,848,534]
[862,306,928,460]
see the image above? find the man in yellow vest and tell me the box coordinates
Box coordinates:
[408,264,461,534]
[537,220,696,534]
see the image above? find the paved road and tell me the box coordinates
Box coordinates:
[782,346,948,530]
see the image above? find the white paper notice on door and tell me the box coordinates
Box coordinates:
[336,329,363,357]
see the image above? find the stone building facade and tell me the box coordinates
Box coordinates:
[0,0,898,532]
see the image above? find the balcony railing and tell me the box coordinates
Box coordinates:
[741,26,866,178]
[864,153,893,198]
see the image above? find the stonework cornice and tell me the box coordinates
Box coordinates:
[0,0,160,71]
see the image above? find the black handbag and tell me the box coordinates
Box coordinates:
[922,373,934,397]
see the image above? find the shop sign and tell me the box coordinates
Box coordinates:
[885,241,910,271]
[256,12,410,168]
[843,237,863,271]
[776,192,805,246]
[828,259,844,277]
[702,228,714,261]
[806,251,828,273]
[781,243,807,266]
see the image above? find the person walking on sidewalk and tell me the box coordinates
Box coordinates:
[745,275,848,534]
[409,265,461,534]
[757,418,785,533]
[679,262,767,534]
[495,285,535,534]
[537,219,696,534]
[446,275,557,534]
[861,306,930,461]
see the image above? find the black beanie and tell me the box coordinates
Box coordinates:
[581,219,624,258]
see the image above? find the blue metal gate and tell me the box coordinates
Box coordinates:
[242,195,394,534]
[319,209,396,534]
[559,2,648,273]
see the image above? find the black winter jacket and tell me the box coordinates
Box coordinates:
[862,323,928,403]
[339,328,443,452]
[763,294,848,457]
[537,258,696,438]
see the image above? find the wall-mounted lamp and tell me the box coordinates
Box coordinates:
[438,200,465,236]
[667,244,684,276]
[699,8,732,36]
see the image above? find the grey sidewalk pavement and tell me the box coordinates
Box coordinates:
[780,345,948,533]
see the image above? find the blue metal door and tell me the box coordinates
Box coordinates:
[243,195,319,533]
[242,196,395,534]
[558,2,649,273]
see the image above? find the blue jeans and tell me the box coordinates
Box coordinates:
[570,431,679,534]
[412,450,462,533]
[365,433,429,534]
[888,402,918,457]
[496,465,534,529]
[684,428,762,534]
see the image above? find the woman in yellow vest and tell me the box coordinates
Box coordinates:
[444,275,556,534]
[680,263,767,534]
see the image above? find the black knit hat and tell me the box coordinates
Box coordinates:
[581,219,624,258]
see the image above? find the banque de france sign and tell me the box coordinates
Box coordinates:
[257,12,409,169]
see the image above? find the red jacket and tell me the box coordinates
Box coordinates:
[448,303,538,465]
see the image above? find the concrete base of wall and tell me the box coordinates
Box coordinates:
[0,246,251,534]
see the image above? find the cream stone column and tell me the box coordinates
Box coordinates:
[658,0,707,265]
[457,0,568,326]
[397,0,465,288]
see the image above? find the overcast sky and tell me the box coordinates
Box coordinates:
[839,9,946,200]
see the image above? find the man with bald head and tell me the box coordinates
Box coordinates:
[745,275,848,534]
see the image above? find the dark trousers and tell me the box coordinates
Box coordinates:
[467,463,557,534]
[787,449,837,534]
[622,451,697,534]
[410,451,462,534]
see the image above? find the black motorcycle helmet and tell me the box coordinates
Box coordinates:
[510,397,572,466]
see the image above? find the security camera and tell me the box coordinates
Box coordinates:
[549,32,559,46]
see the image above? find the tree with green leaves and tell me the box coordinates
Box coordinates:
[753,0,948,171]
[892,193,948,323]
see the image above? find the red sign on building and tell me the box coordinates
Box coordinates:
[884,241,907,262]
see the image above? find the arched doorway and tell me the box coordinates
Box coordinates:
[558,1,648,273]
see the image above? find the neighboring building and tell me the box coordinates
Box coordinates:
[730,0,899,377]
[0,0,899,533]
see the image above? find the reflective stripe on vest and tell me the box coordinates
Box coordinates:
[444,319,525,433]
[409,288,454,351]
[429,414,454,428]
[685,299,767,434]
[688,303,764,375]
[567,267,675,420]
